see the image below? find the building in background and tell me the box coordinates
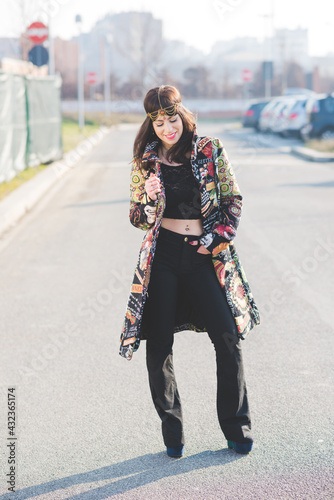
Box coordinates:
[208,36,264,93]
[1,12,333,98]
[273,28,310,72]
[80,11,164,94]
[0,38,21,61]
[53,37,78,97]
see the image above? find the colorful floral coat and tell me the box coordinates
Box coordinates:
[119,128,260,360]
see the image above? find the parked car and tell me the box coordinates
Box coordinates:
[258,97,291,133]
[270,99,296,134]
[301,93,334,141]
[258,99,282,132]
[242,100,269,129]
[278,97,308,138]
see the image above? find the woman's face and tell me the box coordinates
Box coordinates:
[152,113,183,150]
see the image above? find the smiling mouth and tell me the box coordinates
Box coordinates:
[165,132,176,139]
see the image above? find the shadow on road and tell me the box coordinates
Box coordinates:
[6,449,243,499]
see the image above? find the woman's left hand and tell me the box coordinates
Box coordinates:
[189,241,211,254]
[197,245,211,254]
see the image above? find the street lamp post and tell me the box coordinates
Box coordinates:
[75,14,84,130]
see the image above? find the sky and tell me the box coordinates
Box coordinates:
[2,0,334,57]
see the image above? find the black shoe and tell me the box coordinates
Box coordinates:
[227,440,253,454]
[166,445,184,458]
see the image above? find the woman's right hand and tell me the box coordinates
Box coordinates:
[145,172,161,201]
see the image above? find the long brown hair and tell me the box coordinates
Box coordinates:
[133,86,196,170]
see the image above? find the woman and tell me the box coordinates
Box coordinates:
[119,85,260,458]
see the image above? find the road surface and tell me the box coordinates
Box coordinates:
[0,122,333,499]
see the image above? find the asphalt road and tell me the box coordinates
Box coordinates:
[0,122,333,500]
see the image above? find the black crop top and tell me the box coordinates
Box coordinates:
[160,161,201,219]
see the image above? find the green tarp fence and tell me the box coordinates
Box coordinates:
[0,73,26,183]
[0,72,62,183]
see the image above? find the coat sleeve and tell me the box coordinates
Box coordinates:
[199,138,242,256]
[129,159,158,231]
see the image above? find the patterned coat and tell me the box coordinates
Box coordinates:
[119,128,260,360]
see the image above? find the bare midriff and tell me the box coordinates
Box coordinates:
[161,217,203,236]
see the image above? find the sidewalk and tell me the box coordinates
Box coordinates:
[0,126,110,239]
[291,145,334,162]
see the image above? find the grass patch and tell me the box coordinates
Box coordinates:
[0,164,49,201]
[305,139,334,153]
[62,117,100,153]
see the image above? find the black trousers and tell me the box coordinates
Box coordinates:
[145,226,252,448]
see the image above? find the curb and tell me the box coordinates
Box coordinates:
[0,126,110,239]
[291,146,334,162]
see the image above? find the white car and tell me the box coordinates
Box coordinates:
[258,97,291,133]
[270,99,296,133]
[279,97,308,138]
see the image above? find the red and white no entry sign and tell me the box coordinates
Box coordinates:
[27,22,48,44]
[86,72,98,85]
[242,69,253,82]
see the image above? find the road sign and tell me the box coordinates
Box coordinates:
[242,69,253,82]
[28,46,49,67]
[27,22,48,44]
[86,72,98,85]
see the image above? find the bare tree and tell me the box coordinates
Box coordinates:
[6,0,46,59]
[286,61,306,89]
[6,0,41,34]
[112,12,163,97]
[183,66,212,98]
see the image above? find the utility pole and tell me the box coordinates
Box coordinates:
[104,34,113,117]
[261,1,274,99]
[75,14,84,130]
